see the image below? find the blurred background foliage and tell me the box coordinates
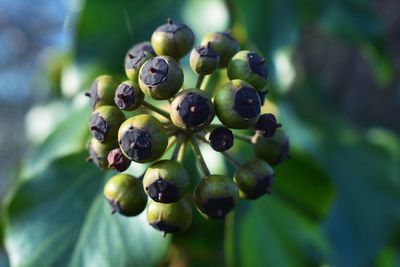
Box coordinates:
[0,0,399,266]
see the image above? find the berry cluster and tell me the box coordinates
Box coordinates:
[85,19,290,236]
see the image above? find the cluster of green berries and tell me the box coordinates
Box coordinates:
[85,19,290,236]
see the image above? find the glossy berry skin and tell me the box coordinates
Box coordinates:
[107,148,131,172]
[87,138,116,170]
[86,75,119,110]
[208,126,234,152]
[170,89,215,132]
[234,159,274,199]
[125,50,153,82]
[151,19,194,59]
[139,56,184,100]
[143,160,189,203]
[189,43,219,75]
[213,79,261,129]
[252,128,290,166]
[103,174,147,217]
[118,114,168,163]
[147,198,192,234]
[227,50,268,91]
[194,175,239,219]
[201,32,240,68]
[114,80,144,111]
[89,105,126,146]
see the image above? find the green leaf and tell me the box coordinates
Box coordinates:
[22,105,90,178]
[5,152,169,267]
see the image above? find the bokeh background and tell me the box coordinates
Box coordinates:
[0,0,399,266]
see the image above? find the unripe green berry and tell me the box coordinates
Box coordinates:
[213,79,261,129]
[190,42,219,75]
[89,105,126,146]
[86,75,119,110]
[125,50,153,82]
[87,138,116,170]
[143,160,189,203]
[139,56,183,100]
[147,198,192,235]
[234,159,274,199]
[194,175,239,219]
[201,32,240,68]
[103,174,147,216]
[252,129,290,166]
[118,114,168,163]
[227,50,268,91]
[170,89,215,132]
[114,80,144,111]
[151,19,194,59]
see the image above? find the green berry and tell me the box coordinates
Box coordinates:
[190,42,219,75]
[125,50,153,82]
[227,50,268,90]
[139,56,183,100]
[103,174,147,216]
[234,159,274,199]
[87,138,115,170]
[252,128,290,166]
[194,175,239,219]
[170,89,215,132]
[143,160,189,203]
[151,19,194,59]
[147,198,192,235]
[118,114,168,163]
[213,79,261,129]
[89,105,126,146]
[86,75,119,110]
[114,80,144,111]
[201,32,240,68]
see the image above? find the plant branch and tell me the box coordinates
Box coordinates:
[190,137,211,177]
[142,101,170,120]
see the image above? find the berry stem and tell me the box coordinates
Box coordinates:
[171,134,184,161]
[142,101,170,120]
[221,151,241,167]
[177,140,187,163]
[232,132,252,143]
[165,136,178,154]
[196,74,205,89]
[190,137,211,177]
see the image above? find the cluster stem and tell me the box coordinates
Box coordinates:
[190,137,211,177]
[142,101,170,120]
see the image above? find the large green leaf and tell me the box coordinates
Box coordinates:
[5,152,169,267]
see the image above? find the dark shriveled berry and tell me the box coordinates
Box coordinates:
[118,114,168,163]
[234,159,274,199]
[228,50,269,91]
[213,79,261,129]
[194,175,239,219]
[89,105,125,145]
[143,160,189,203]
[254,113,282,137]
[170,89,215,132]
[147,198,193,235]
[139,56,183,100]
[151,19,195,59]
[107,148,131,172]
[114,80,144,111]
[103,174,147,216]
[208,126,234,152]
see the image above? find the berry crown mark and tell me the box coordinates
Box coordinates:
[85,18,290,236]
